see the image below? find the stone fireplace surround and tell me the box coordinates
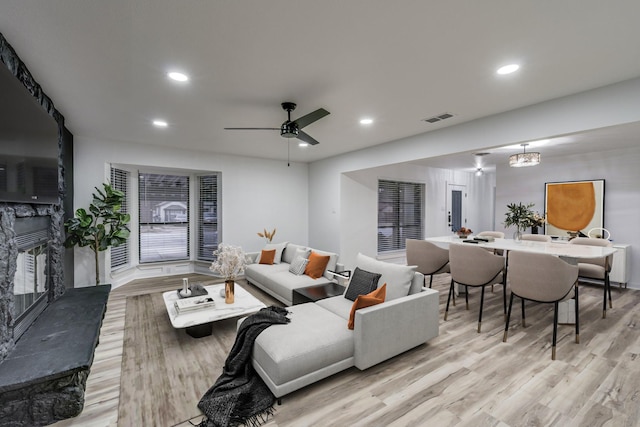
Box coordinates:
[0,32,109,426]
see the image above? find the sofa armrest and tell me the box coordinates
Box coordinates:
[353,287,439,370]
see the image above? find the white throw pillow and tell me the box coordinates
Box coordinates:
[262,242,288,264]
[288,256,309,275]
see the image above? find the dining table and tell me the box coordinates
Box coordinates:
[425,235,619,322]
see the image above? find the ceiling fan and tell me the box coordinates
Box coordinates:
[224,102,330,145]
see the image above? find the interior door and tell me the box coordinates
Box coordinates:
[447,184,467,232]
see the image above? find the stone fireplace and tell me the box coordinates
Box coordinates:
[0,205,65,361]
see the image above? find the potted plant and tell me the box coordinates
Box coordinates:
[504,202,535,240]
[64,183,131,285]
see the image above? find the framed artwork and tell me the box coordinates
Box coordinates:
[544,179,605,237]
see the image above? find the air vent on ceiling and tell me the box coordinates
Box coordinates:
[423,112,454,124]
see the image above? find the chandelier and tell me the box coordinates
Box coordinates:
[509,143,540,167]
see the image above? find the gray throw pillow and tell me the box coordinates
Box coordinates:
[289,256,309,275]
[344,267,382,301]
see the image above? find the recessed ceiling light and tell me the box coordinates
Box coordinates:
[167,71,189,82]
[496,64,520,75]
[298,142,309,147]
[153,119,168,128]
[360,118,374,125]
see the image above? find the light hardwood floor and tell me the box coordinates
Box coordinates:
[53,273,640,427]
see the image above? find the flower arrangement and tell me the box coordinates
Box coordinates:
[209,243,248,281]
[257,228,276,242]
[530,212,546,228]
[504,202,535,231]
[456,227,473,237]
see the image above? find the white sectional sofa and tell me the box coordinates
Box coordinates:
[245,252,440,398]
[244,242,341,306]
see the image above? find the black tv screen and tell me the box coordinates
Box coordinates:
[0,58,59,204]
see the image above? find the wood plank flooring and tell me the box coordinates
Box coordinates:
[52,273,640,427]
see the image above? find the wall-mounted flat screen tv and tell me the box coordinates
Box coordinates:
[0,59,59,204]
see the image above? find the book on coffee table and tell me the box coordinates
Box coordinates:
[174,296,215,313]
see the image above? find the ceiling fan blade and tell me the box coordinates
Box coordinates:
[296,130,320,145]
[291,108,330,129]
[224,127,280,130]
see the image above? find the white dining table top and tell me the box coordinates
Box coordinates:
[425,235,617,259]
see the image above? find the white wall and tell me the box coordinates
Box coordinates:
[496,145,640,288]
[72,137,309,287]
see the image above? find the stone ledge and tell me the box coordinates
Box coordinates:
[0,285,110,426]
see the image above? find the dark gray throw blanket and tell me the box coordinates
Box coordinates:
[197,306,290,427]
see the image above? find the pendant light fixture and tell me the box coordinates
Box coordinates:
[509,143,541,167]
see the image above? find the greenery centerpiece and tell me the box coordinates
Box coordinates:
[504,202,535,240]
[64,183,131,285]
[209,243,249,303]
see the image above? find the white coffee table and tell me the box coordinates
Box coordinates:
[162,283,266,338]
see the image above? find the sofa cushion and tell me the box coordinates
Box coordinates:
[348,283,386,329]
[305,251,331,279]
[253,303,354,386]
[316,296,353,320]
[262,242,288,264]
[282,244,308,264]
[355,253,416,301]
[344,267,381,301]
[288,256,309,275]
[258,249,276,265]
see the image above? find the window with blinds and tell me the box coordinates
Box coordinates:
[110,167,130,270]
[139,172,189,263]
[197,174,220,261]
[378,179,425,253]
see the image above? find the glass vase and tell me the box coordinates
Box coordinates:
[513,230,523,242]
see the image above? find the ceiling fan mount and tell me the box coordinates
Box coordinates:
[225,101,330,145]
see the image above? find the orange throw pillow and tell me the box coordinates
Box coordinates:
[348,283,387,330]
[258,249,276,265]
[304,251,330,279]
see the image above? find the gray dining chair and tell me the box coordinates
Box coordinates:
[521,234,552,242]
[445,243,506,333]
[503,251,579,360]
[476,231,505,239]
[406,239,450,288]
[568,237,614,318]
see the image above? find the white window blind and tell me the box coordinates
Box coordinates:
[138,172,189,263]
[197,174,220,261]
[110,167,130,270]
[378,179,424,253]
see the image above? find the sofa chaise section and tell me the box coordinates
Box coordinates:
[247,253,440,398]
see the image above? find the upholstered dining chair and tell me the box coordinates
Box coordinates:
[569,237,614,318]
[476,231,505,239]
[521,234,552,242]
[406,239,450,288]
[503,251,579,360]
[445,243,506,333]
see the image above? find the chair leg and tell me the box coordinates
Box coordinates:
[575,283,580,344]
[502,280,507,321]
[521,298,526,328]
[465,285,469,310]
[602,277,608,319]
[552,301,559,360]
[477,286,485,333]
[607,273,613,309]
[503,293,515,342]
[444,279,454,321]
[429,275,433,288]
